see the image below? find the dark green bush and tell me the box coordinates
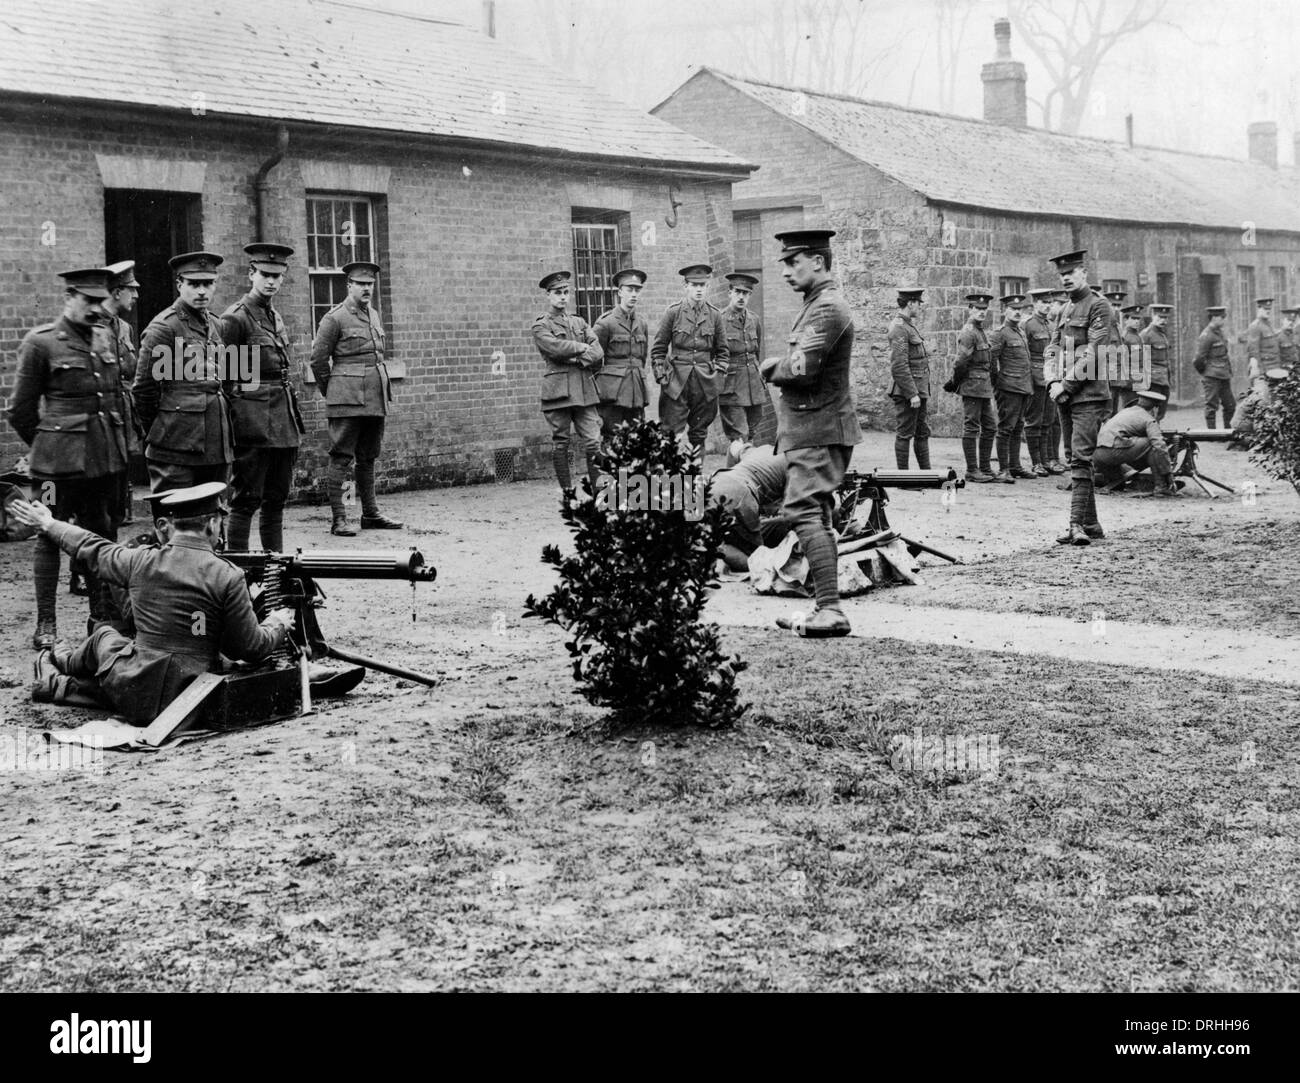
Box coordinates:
[524,419,747,728]
[1250,368,1300,498]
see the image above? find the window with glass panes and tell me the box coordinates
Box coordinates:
[1102,279,1128,298]
[571,211,629,325]
[307,195,378,329]
[998,277,1028,299]
[1237,265,1256,317]
[1270,266,1287,308]
[734,213,762,268]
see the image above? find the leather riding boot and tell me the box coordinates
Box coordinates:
[914,439,931,470]
[327,464,356,537]
[894,437,910,470]
[226,508,253,552]
[978,436,994,474]
[259,506,285,554]
[33,534,60,649]
[961,437,978,473]
[552,444,572,491]
[356,461,379,519]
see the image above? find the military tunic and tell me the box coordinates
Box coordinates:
[532,310,602,410]
[1048,285,1112,521]
[7,317,128,480]
[1246,316,1280,387]
[651,300,729,401]
[135,300,234,471]
[591,306,649,409]
[720,306,765,405]
[1278,326,1298,369]
[952,323,994,399]
[887,313,931,468]
[221,293,306,448]
[1194,323,1234,426]
[1138,322,1171,420]
[94,313,142,454]
[310,300,391,418]
[1022,312,1059,467]
[40,519,287,725]
[1094,403,1173,483]
[709,445,789,554]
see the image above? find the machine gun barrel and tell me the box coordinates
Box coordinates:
[285,549,437,582]
[844,468,964,490]
[1162,428,1235,443]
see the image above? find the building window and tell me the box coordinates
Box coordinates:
[1156,272,1174,305]
[735,213,762,269]
[1237,265,1256,317]
[307,195,378,330]
[571,209,630,325]
[997,277,1028,299]
[1102,279,1128,298]
[1270,266,1287,308]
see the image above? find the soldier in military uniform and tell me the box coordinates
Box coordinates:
[1246,297,1280,394]
[1139,303,1173,421]
[1043,289,1070,474]
[651,264,730,461]
[11,483,295,724]
[531,270,603,497]
[1101,289,1131,415]
[718,273,766,443]
[708,442,789,571]
[1022,288,1058,476]
[762,229,862,639]
[591,268,649,439]
[219,243,306,552]
[989,293,1035,482]
[1278,308,1299,370]
[6,268,130,648]
[310,261,402,535]
[887,288,931,469]
[943,292,997,483]
[1093,390,1178,496]
[1113,304,1144,412]
[1194,305,1234,428]
[1232,367,1290,447]
[99,260,143,528]
[134,251,234,494]
[1046,250,1112,545]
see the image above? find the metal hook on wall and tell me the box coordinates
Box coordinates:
[665,182,684,229]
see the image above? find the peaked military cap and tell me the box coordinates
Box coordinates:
[1265,368,1289,381]
[245,243,294,273]
[1255,297,1274,307]
[726,273,760,290]
[169,251,223,280]
[1149,304,1173,313]
[678,264,712,280]
[58,267,111,299]
[1206,306,1227,316]
[1001,294,1028,307]
[1135,390,1166,402]
[1104,291,1128,305]
[1049,250,1087,270]
[896,288,924,303]
[1028,287,1055,300]
[159,481,228,518]
[774,229,835,260]
[1052,289,1070,300]
[1280,307,1300,315]
[342,261,381,281]
[538,270,571,291]
[1121,304,1143,316]
[104,260,140,290]
[613,268,648,287]
[965,292,994,307]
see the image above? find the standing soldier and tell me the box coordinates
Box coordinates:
[943,292,997,483]
[1116,304,1144,411]
[1194,305,1234,429]
[310,261,402,535]
[98,260,142,529]
[591,268,650,440]
[1046,250,1111,546]
[887,288,931,469]
[219,243,306,552]
[1246,297,1280,394]
[1278,307,1299,370]
[134,251,233,493]
[1102,288,1130,415]
[1022,288,1057,476]
[651,264,730,462]
[1046,289,1070,476]
[5,268,129,647]
[762,229,862,639]
[718,273,766,443]
[1140,304,1174,421]
[531,270,603,499]
[989,293,1035,482]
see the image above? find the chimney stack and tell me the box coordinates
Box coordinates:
[981,18,1028,128]
[1125,114,1134,148]
[1248,121,1277,168]
[483,0,496,38]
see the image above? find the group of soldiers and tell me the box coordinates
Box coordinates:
[530,263,768,496]
[6,246,403,652]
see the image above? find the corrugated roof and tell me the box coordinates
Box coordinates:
[695,69,1300,232]
[0,0,751,174]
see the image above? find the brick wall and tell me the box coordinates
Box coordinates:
[0,104,739,494]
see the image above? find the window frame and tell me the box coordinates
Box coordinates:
[306,194,380,332]
[734,212,762,269]
[571,209,630,326]
[1237,265,1257,318]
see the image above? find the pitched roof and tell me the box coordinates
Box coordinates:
[0,0,751,175]
[680,69,1300,232]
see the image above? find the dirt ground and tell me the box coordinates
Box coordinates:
[2,408,1297,991]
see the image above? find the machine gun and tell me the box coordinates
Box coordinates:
[141,547,440,748]
[1159,429,1237,497]
[835,468,965,564]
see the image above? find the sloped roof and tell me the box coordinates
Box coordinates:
[678,69,1300,232]
[0,0,751,175]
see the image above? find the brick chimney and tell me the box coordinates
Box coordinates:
[981,18,1027,127]
[1248,121,1277,168]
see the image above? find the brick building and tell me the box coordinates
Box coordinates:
[653,20,1300,435]
[0,0,753,493]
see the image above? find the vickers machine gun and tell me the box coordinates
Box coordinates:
[1159,429,1237,497]
[142,547,438,747]
[835,468,965,564]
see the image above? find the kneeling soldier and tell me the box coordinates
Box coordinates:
[220,243,305,552]
[1093,390,1178,495]
[11,484,294,725]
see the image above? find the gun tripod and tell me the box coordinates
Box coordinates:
[836,470,964,564]
[1166,432,1237,498]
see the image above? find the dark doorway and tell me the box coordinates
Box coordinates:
[1199,273,1222,311]
[103,189,202,340]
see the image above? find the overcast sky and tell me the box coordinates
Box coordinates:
[356,0,1300,165]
